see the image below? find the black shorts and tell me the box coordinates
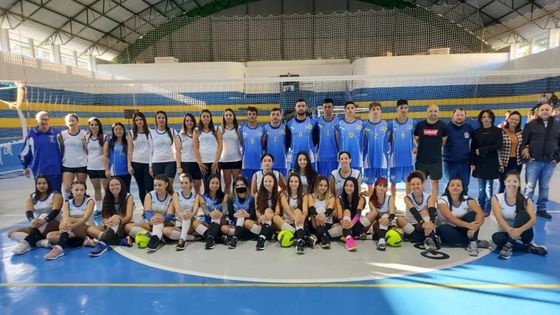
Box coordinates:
[415,161,442,180]
[87,169,106,179]
[181,162,202,180]
[151,162,176,179]
[219,160,242,170]
[62,166,87,174]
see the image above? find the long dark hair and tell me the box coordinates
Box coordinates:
[102,177,128,218]
[233,175,250,200]
[286,172,304,211]
[257,173,279,215]
[198,109,217,138]
[504,110,522,133]
[131,111,149,140]
[155,110,173,144]
[504,171,527,215]
[204,173,225,203]
[182,113,196,135]
[294,151,317,192]
[109,122,128,155]
[442,177,468,207]
[221,108,239,133]
[477,109,496,127]
[154,174,174,195]
[370,177,388,209]
[341,177,359,212]
[33,175,52,204]
[87,117,105,147]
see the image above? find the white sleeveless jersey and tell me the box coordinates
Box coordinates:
[373,194,392,215]
[150,128,176,163]
[177,131,196,163]
[405,192,431,224]
[61,129,87,168]
[67,196,94,224]
[283,193,299,224]
[112,193,133,216]
[436,196,472,226]
[149,191,172,215]
[130,131,151,164]
[254,170,280,191]
[220,127,242,162]
[31,192,57,218]
[86,135,106,170]
[198,130,218,163]
[330,168,361,196]
[291,170,309,193]
[495,193,517,231]
[177,191,196,212]
[312,196,333,224]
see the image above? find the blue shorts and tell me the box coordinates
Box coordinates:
[316,160,338,178]
[389,166,414,184]
[363,168,388,185]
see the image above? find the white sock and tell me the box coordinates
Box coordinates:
[95,200,102,212]
[211,218,221,224]
[168,229,181,240]
[328,225,343,238]
[359,216,372,227]
[110,225,119,233]
[195,224,208,236]
[379,224,388,230]
[236,217,245,227]
[281,223,295,232]
[403,223,415,235]
[226,228,235,236]
[250,225,262,235]
[264,220,272,226]
[180,219,192,241]
[129,226,144,238]
[295,223,304,230]
[152,223,164,240]
[10,232,28,242]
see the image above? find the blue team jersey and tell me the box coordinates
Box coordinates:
[228,196,255,223]
[317,115,339,161]
[388,118,416,168]
[240,124,264,170]
[109,141,128,176]
[287,117,316,163]
[363,120,389,169]
[20,127,62,176]
[336,119,364,168]
[264,123,287,170]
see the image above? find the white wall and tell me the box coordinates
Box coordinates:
[97,62,246,81]
[246,59,351,78]
[504,47,560,70]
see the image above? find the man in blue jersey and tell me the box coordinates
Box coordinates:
[263,107,288,177]
[363,102,389,194]
[286,99,317,169]
[336,101,364,171]
[443,108,473,194]
[20,111,62,192]
[315,98,339,177]
[388,99,416,198]
[239,106,264,184]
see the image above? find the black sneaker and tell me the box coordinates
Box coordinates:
[305,235,317,248]
[536,210,552,219]
[228,236,238,249]
[256,236,266,251]
[147,235,160,252]
[499,242,513,259]
[376,238,387,251]
[205,236,215,250]
[424,237,437,252]
[527,243,548,256]
[434,235,442,250]
[296,239,305,255]
[320,234,331,249]
[176,239,187,251]
[220,234,229,245]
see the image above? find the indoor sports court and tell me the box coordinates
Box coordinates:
[0,1,559,314]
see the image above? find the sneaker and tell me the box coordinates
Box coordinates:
[345,236,357,251]
[305,235,317,248]
[147,235,161,252]
[358,233,368,240]
[36,239,50,248]
[119,236,133,247]
[424,237,437,252]
[376,238,386,251]
[13,240,31,255]
[527,243,547,256]
[82,236,96,247]
[256,236,266,251]
[176,239,187,251]
[228,236,238,249]
[499,242,513,260]
[434,235,442,250]
[466,241,479,257]
[205,236,215,250]
[296,239,305,255]
[536,210,552,219]
[320,234,331,249]
[89,242,108,257]
[220,234,229,245]
[44,245,64,260]
[476,240,491,249]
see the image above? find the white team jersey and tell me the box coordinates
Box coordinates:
[330,168,361,196]
[112,193,133,216]
[254,170,280,191]
[374,194,392,215]
[177,191,196,213]
[177,131,196,163]
[150,128,176,163]
[283,193,299,224]
[220,127,242,163]
[86,135,106,170]
[312,196,333,224]
[149,191,172,215]
[61,129,87,168]
[437,196,472,226]
[130,131,151,164]
[67,196,94,224]
[198,130,218,163]
[495,193,517,231]
[405,192,431,224]
[31,192,56,218]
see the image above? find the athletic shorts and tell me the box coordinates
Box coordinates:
[181,162,202,180]
[363,167,388,185]
[87,169,106,179]
[219,160,242,170]
[62,166,87,174]
[415,161,442,180]
[389,166,414,184]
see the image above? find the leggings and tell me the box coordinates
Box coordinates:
[131,162,153,204]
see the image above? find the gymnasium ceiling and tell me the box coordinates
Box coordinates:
[0,0,558,61]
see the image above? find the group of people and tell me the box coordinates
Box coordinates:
[9,97,557,261]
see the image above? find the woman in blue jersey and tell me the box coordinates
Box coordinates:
[277,172,311,254]
[86,177,134,256]
[128,111,153,204]
[290,151,318,193]
[104,122,131,192]
[59,113,88,200]
[222,176,255,249]
[369,177,396,251]
[8,175,63,254]
[250,153,286,195]
[191,173,228,249]
[86,117,108,212]
[164,172,199,251]
[44,181,95,260]
[245,173,280,251]
[308,175,340,249]
[150,111,178,181]
[329,151,361,196]
[219,109,242,194]
[175,113,203,194]
[337,177,366,251]
[193,110,223,187]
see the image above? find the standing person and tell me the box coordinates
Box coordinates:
[86,117,108,212]
[150,111,177,182]
[329,151,361,196]
[315,98,339,177]
[193,109,223,187]
[471,110,502,214]
[414,104,448,197]
[128,111,153,205]
[240,106,264,184]
[286,99,317,170]
[336,101,364,170]
[362,102,389,195]
[263,107,288,177]
[219,108,242,194]
[498,111,523,193]
[59,113,88,200]
[521,102,560,219]
[176,113,203,194]
[21,111,63,192]
[104,122,131,192]
[388,100,416,197]
[443,108,473,194]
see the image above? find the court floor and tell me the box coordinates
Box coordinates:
[0,172,559,315]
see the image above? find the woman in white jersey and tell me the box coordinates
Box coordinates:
[86,117,108,213]
[250,153,286,195]
[59,113,88,200]
[150,111,177,181]
[125,174,173,253]
[8,175,63,254]
[44,181,94,260]
[219,108,242,194]
[337,177,367,251]
[308,175,340,249]
[491,171,547,259]
[164,172,199,251]
[290,151,318,193]
[369,177,396,251]
[85,177,134,257]
[128,111,153,204]
[277,172,311,254]
[245,173,280,251]
[436,177,486,256]
[193,109,223,187]
[330,151,362,196]
[175,113,203,194]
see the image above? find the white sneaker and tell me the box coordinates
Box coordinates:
[36,239,51,248]
[13,240,31,255]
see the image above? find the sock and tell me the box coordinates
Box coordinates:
[359,216,372,227]
[343,228,351,237]
[152,223,164,240]
[250,224,262,235]
[328,225,343,238]
[10,232,28,242]
[235,217,245,227]
[57,232,69,247]
[226,229,235,236]
[24,228,45,247]
[295,228,305,240]
[281,223,296,232]
[195,224,208,236]
[95,200,102,212]
[403,223,415,235]
[234,226,243,237]
[129,226,144,238]
[211,218,221,224]
[180,219,192,241]
[110,225,119,233]
[168,229,181,240]
[37,213,49,233]
[98,232,104,240]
